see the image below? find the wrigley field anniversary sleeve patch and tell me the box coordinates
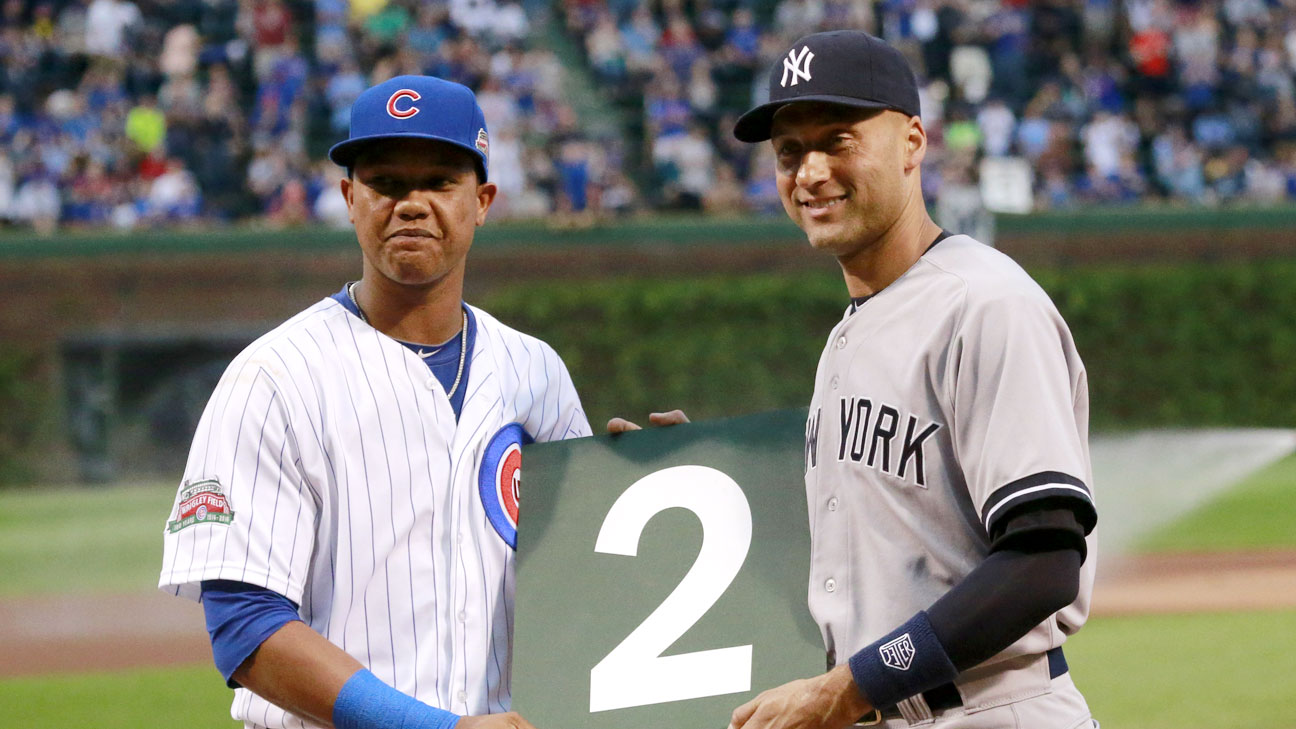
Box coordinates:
[168,478,235,532]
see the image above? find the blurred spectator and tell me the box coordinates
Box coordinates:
[935,155,994,245]
[703,161,744,215]
[0,150,15,223]
[976,98,1016,157]
[124,94,165,153]
[554,136,594,218]
[267,176,309,227]
[743,144,782,215]
[587,12,627,86]
[1083,111,1140,180]
[653,123,714,210]
[147,156,202,222]
[313,189,350,229]
[84,0,140,59]
[12,168,60,235]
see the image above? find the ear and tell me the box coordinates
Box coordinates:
[903,116,927,173]
[475,181,498,226]
[340,176,355,224]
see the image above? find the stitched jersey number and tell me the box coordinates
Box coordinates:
[589,465,754,712]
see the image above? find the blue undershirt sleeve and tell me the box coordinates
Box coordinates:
[200,579,303,688]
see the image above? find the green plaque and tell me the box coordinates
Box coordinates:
[513,409,824,729]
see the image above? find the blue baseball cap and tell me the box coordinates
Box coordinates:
[328,75,490,181]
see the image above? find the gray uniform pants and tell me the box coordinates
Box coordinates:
[872,673,1094,729]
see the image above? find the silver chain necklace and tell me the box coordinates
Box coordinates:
[347,282,469,398]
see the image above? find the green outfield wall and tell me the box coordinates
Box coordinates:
[1,207,1294,482]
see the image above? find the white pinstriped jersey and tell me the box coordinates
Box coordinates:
[802,235,1097,712]
[159,296,590,729]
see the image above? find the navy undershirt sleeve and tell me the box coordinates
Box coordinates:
[925,507,1086,672]
[848,506,1086,708]
[201,579,303,687]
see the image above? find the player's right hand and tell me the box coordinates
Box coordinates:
[606,409,691,433]
[457,711,538,729]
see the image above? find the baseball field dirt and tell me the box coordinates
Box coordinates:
[2,549,1294,678]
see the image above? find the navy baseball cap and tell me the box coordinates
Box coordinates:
[328,75,490,181]
[733,30,921,143]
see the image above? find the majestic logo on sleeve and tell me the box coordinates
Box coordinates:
[479,423,534,549]
[880,633,916,671]
[386,89,421,119]
[836,397,942,486]
[167,478,234,532]
[781,46,815,87]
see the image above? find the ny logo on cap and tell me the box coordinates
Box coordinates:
[387,89,421,119]
[781,46,815,87]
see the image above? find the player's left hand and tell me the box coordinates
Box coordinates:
[727,665,872,729]
[606,409,690,433]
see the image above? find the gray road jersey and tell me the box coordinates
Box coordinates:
[803,234,1097,710]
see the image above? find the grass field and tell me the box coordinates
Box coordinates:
[1069,610,1296,729]
[0,481,175,596]
[1138,453,1296,552]
[0,664,238,729]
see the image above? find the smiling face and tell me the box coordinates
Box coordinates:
[770,103,925,260]
[341,138,496,290]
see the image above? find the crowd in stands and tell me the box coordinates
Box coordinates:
[3,0,1296,234]
[0,0,630,234]
[563,0,1296,222]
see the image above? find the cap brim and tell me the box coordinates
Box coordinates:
[328,133,488,180]
[732,95,899,143]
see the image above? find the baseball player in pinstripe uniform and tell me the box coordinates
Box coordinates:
[159,75,590,729]
[725,32,1098,729]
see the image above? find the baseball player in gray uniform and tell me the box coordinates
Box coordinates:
[159,75,590,729]
[725,31,1099,729]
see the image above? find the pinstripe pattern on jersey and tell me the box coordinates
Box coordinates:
[159,297,590,729]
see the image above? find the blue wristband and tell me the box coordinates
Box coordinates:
[847,611,959,711]
[333,669,461,729]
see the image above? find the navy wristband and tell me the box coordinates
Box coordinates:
[847,611,959,711]
[333,668,461,729]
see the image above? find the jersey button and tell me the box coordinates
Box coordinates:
[830,375,839,390]
[457,532,464,544]
[457,610,467,622]
[825,577,836,593]
[835,335,847,349]
[425,376,438,390]
[827,497,838,511]
[456,690,467,704]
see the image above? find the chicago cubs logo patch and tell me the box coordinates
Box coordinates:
[478,423,533,549]
[168,478,234,533]
[386,89,421,119]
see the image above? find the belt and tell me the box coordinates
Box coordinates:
[859,647,1068,725]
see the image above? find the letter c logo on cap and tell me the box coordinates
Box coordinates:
[387,89,421,119]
